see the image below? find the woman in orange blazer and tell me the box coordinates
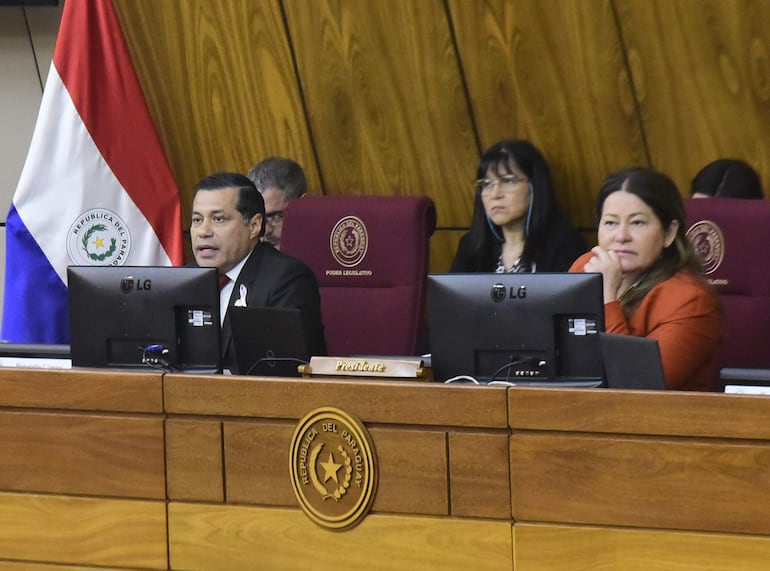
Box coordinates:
[570,168,721,391]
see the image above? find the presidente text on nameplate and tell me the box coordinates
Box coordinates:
[300,356,426,379]
[289,407,378,530]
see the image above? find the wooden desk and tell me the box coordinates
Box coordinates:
[0,369,769,569]
[0,368,166,569]
[163,374,511,570]
[508,388,770,570]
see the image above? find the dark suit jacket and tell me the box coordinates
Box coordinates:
[221,243,326,371]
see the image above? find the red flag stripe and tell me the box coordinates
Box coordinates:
[54,0,184,264]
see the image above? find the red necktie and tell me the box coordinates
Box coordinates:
[218,274,230,291]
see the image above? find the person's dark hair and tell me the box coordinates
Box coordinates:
[247,156,307,201]
[195,172,266,237]
[463,139,565,270]
[597,167,702,315]
[690,159,763,199]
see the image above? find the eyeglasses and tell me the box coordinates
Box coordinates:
[474,174,528,195]
[264,210,285,225]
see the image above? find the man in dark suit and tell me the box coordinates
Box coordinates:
[191,172,326,372]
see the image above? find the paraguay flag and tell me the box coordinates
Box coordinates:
[2,0,184,344]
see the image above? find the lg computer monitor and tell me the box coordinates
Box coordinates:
[67,266,221,372]
[427,273,605,383]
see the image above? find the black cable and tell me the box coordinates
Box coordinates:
[246,356,308,376]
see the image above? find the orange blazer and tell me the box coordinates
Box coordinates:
[570,252,721,391]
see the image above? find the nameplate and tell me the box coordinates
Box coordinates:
[299,356,426,380]
[724,385,770,395]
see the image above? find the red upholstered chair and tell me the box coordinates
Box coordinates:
[684,198,770,372]
[280,196,437,356]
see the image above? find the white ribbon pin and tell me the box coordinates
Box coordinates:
[234,284,248,307]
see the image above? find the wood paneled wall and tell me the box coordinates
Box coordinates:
[113,0,770,272]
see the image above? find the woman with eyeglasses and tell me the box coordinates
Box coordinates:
[450,139,586,273]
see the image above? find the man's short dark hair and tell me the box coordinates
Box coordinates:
[195,171,266,237]
[247,157,307,201]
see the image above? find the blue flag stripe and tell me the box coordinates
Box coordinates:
[2,205,70,343]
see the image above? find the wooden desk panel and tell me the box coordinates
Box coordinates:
[166,419,224,502]
[223,421,294,506]
[368,427,449,516]
[513,523,770,571]
[0,411,165,499]
[510,432,770,535]
[0,368,163,413]
[164,374,508,428]
[168,503,513,571]
[0,492,166,569]
[449,432,511,520]
[508,387,770,439]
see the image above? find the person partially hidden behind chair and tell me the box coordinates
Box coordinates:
[690,158,764,199]
[246,156,307,250]
[450,139,586,273]
[191,172,326,371]
[570,167,722,391]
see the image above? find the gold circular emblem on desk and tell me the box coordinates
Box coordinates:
[289,407,377,530]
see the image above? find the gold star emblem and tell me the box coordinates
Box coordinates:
[319,452,341,483]
[94,237,104,248]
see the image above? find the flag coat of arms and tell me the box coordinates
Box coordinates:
[2,0,184,344]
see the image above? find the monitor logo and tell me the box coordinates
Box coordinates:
[491,283,526,301]
[120,277,151,294]
[491,283,506,302]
